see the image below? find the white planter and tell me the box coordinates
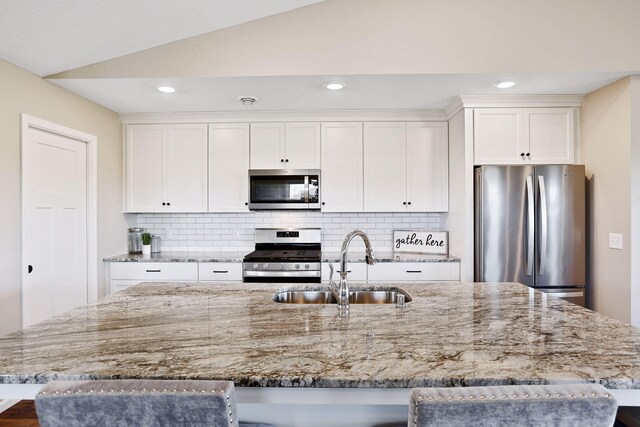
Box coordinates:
[142,245,151,255]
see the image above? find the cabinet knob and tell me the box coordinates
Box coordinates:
[167,202,171,206]
[285,159,289,162]
[280,159,284,162]
[403,202,407,205]
[408,202,412,205]
[526,153,530,157]
[520,152,525,157]
[245,202,248,206]
[28,265,33,274]
[162,202,166,206]
[321,202,325,206]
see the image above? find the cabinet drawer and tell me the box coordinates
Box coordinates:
[321,263,367,282]
[367,262,459,282]
[198,263,242,281]
[110,262,198,281]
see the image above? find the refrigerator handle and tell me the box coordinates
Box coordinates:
[526,176,534,276]
[538,175,548,276]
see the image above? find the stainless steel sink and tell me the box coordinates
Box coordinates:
[272,288,412,304]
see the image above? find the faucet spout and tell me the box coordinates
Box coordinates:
[333,230,376,311]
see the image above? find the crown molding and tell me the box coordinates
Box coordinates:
[120,109,448,124]
[445,95,585,119]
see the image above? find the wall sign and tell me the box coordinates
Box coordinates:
[393,230,449,255]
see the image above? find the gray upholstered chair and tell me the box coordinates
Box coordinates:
[35,379,239,427]
[409,384,618,427]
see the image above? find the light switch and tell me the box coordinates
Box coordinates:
[609,233,623,250]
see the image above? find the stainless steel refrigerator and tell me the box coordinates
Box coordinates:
[474,165,586,306]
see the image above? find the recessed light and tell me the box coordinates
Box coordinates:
[238,96,258,106]
[158,86,176,93]
[325,81,345,90]
[495,81,516,89]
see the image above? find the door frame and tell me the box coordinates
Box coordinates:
[20,114,98,327]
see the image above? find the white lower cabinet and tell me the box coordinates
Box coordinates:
[321,263,367,282]
[198,263,243,282]
[109,262,199,294]
[367,262,460,282]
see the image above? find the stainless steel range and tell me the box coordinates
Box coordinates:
[243,228,322,283]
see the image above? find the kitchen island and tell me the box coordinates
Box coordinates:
[1,281,640,426]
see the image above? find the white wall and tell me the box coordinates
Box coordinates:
[580,77,632,322]
[51,0,640,79]
[0,59,126,336]
[630,77,640,326]
[137,212,441,253]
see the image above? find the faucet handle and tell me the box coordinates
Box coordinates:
[328,263,335,282]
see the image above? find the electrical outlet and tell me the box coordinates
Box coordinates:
[609,233,623,250]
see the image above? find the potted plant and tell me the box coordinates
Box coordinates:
[142,232,152,255]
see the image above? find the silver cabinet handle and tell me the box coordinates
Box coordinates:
[526,176,534,276]
[538,175,548,276]
[146,269,161,273]
[213,270,228,274]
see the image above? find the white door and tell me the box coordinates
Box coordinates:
[321,122,363,212]
[524,108,575,164]
[285,122,321,169]
[250,123,285,169]
[363,122,407,212]
[406,122,449,212]
[166,124,208,212]
[23,127,88,327]
[125,125,164,212]
[209,123,250,212]
[473,108,525,164]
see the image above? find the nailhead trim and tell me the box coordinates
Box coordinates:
[38,387,232,396]
[413,390,614,405]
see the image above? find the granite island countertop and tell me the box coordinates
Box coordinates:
[1,282,639,389]
[104,251,460,263]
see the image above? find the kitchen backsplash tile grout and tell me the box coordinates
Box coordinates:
[137,212,441,252]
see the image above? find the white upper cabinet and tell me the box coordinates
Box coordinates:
[364,122,407,212]
[250,122,320,169]
[321,122,363,212]
[474,108,575,165]
[125,124,207,213]
[250,123,285,169]
[209,124,250,212]
[363,122,449,212]
[406,122,449,212]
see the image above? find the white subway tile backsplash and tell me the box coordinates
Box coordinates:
[136,212,441,252]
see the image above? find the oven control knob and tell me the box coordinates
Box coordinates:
[295,264,300,269]
[305,264,310,269]
[252,264,259,269]
[263,264,268,269]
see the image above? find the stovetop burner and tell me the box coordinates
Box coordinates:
[244,248,321,262]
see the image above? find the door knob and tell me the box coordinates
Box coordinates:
[28,265,33,274]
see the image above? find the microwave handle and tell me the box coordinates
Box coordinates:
[304,175,309,203]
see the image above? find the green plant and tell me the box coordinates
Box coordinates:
[142,233,152,246]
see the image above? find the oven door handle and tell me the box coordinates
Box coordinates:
[243,271,320,278]
[304,175,309,203]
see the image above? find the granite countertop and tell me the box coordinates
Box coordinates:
[104,251,460,263]
[103,251,246,263]
[1,282,640,389]
[322,251,460,263]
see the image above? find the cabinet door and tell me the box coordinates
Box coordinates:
[165,124,208,212]
[250,123,285,169]
[321,122,364,212]
[407,122,449,212]
[363,122,407,212]
[524,108,575,164]
[125,125,165,212]
[473,109,525,165]
[285,122,321,169]
[209,124,250,212]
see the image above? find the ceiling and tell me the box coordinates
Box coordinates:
[0,0,635,113]
[0,0,324,76]
[51,72,627,113]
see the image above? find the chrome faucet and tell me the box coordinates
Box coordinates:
[330,230,376,311]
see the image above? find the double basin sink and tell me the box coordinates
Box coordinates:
[272,287,412,305]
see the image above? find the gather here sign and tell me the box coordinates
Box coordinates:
[393,230,449,255]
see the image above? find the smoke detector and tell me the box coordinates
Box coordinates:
[238,96,258,106]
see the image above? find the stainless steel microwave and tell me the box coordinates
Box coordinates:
[248,169,320,210]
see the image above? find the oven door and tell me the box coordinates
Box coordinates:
[248,169,320,210]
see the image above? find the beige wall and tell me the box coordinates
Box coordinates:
[0,59,126,336]
[580,77,631,322]
[51,0,640,79]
